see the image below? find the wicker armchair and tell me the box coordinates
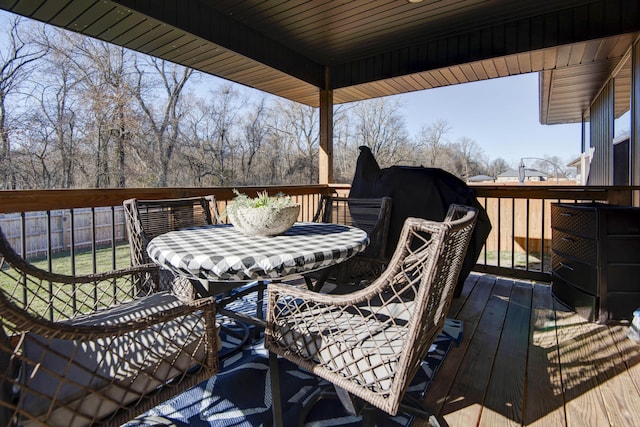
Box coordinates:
[305,195,392,290]
[123,196,238,300]
[0,227,218,427]
[266,204,477,425]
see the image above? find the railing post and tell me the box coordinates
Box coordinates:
[607,189,632,206]
[319,66,333,185]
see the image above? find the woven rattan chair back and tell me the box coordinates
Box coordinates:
[310,195,392,286]
[266,204,477,422]
[0,226,218,427]
[123,196,222,299]
[123,196,220,266]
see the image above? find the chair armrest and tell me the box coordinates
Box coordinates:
[267,280,375,310]
[6,293,216,341]
[10,260,161,285]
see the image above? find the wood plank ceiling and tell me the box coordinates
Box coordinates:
[1,0,639,124]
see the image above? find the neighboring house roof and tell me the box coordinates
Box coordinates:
[467,175,495,182]
[498,169,548,179]
[567,156,582,168]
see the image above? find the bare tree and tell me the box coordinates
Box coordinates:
[207,84,243,185]
[0,16,48,189]
[13,116,54,188]
[261,111,296,184]
[274,100,319,184]
[41,31,141,188]
[132,57,193,187]
[239,97,269,184]
[181,98,218,186]
[351,98,409,167]
[487,157,510,178]
[415,119,450,168]
[451,136,485,180]
[29,41,85,188]
[181,85,245,186]
[332,103,358,183]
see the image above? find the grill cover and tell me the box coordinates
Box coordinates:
[349,146,492,296]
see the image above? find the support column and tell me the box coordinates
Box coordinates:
[632,38,640,205]
[319,67,333,185]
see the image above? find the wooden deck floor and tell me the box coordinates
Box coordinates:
[418,273,640,427]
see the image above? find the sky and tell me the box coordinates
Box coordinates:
[393,72,583,167]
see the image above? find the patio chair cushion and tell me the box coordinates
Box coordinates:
[278,296,415,393]
[19,292,207,425]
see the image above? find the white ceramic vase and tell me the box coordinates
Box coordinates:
[227,204,300,236]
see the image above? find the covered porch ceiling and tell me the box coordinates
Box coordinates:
[1,0,639,125]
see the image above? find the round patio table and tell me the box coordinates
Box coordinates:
[147,221,369,283]
[147,221,369,353]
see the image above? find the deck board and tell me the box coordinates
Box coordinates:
[611,324,640,393]
[554,306,612,426]
[422,273,493,416]
[524,283,566,426]
[479,280,531,426]
[417,273,640,427]
[588,324,640,424]
[439,277,512,426]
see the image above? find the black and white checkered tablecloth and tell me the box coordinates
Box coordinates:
[147,222,369,282]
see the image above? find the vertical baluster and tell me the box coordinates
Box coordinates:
[70,209,77,313]
[91,207,97,308]
[47,210,54,320]
[525,198,530,272]
[511,198,515,269]
[483,196,488,265]
[111,206,117,298]
[540,199,547,273]
[20,212,27,308]
[497,197,502,268]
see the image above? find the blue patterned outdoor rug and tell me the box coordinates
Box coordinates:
[126,317,462,427]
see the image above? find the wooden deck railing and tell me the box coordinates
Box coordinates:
[0,185,347,273]
[471,185,639,281]
[0,183,637,282]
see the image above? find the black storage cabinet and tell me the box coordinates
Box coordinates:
[551,202,640,322]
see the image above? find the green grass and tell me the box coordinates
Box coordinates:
[479,250,552,272]
[28,243,132,275]
[1,243,136,320]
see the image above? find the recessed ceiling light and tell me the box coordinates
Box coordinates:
[407,0,424,3]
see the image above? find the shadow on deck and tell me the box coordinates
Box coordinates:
[419,273,640,426]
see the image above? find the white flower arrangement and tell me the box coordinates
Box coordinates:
[226,190,300,236]
[227,189,298,210]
